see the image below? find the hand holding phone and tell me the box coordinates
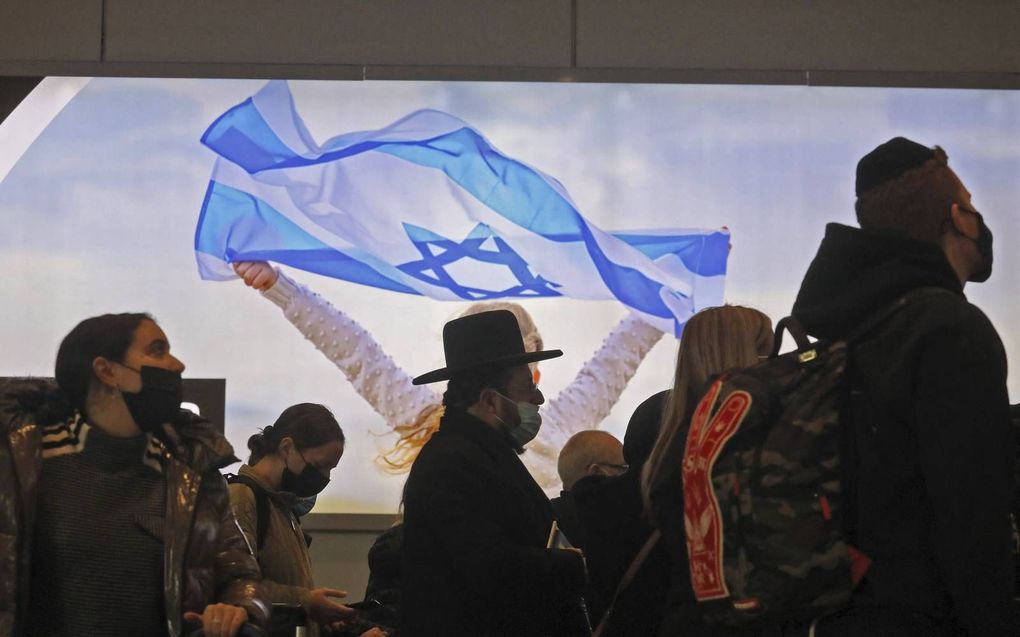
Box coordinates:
[346,598,382,612]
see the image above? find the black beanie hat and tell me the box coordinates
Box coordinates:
[856,137,935,196]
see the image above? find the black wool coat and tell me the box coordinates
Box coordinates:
[401,407,587,637]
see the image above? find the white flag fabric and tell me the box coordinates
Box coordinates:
[195,81,729,334]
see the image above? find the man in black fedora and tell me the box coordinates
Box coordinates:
[400,309,588,637]
[791,138,1014,635]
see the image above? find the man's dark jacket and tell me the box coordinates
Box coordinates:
[572,391,670,636]
[792,223,1015,635]
[550,489,586,550]
[361,522,403,632]
[401,407,587,636]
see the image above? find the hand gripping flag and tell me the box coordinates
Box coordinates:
[195,81,729,335]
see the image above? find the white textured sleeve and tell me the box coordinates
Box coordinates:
[261,271,438,428]
[525,313,665,489]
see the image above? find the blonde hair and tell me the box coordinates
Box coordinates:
[378,403,444,473]
[641,305,773,523]
[378,301,542,472]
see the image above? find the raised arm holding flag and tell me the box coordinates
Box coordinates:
[196,81,729,489]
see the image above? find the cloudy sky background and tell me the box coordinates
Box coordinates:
[1,78,1017,513]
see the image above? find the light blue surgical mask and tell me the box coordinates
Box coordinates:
[493,391,543,447]
[291,494,317,518]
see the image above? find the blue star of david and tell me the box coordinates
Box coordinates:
[396,222,562,300]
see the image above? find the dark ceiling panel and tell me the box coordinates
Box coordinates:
[0,1,102,62]
[105,0,573,68]
[577,0,1020,74]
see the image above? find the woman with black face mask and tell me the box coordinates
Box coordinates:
[0,312,269,637]
[228,404,386,637]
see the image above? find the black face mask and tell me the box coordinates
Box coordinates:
[966,213,994,283]
[280,448,331,497]
[120,365,184,433]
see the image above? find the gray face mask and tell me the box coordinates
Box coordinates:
[494,391,543,447]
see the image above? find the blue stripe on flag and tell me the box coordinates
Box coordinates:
[202,94,409,174]
[200,98,301,174]
[377,128,581,238]
[195,181,420,295]
[614,232,729,277]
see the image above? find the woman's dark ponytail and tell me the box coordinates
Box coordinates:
[246,425,274,465]
[247,405,344,466]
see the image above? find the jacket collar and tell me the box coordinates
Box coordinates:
[157,410,239,473]
[438,407,554,532]
[439,407,519,457]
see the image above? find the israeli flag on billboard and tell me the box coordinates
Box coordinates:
[195,81,729,334]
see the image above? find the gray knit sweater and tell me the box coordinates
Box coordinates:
[27,417,167,636]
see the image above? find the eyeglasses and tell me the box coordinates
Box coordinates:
[493,382,539,398]
[593,462,630,472]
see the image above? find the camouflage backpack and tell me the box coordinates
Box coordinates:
[681,293,923,628]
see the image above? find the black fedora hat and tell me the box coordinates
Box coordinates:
[412,310,562,385]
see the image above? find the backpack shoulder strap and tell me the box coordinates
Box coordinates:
[226,473,271,552]
[592,529,662,637]
[771,316,812,357]
[845,286,955,345]
[776,287,957,356]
